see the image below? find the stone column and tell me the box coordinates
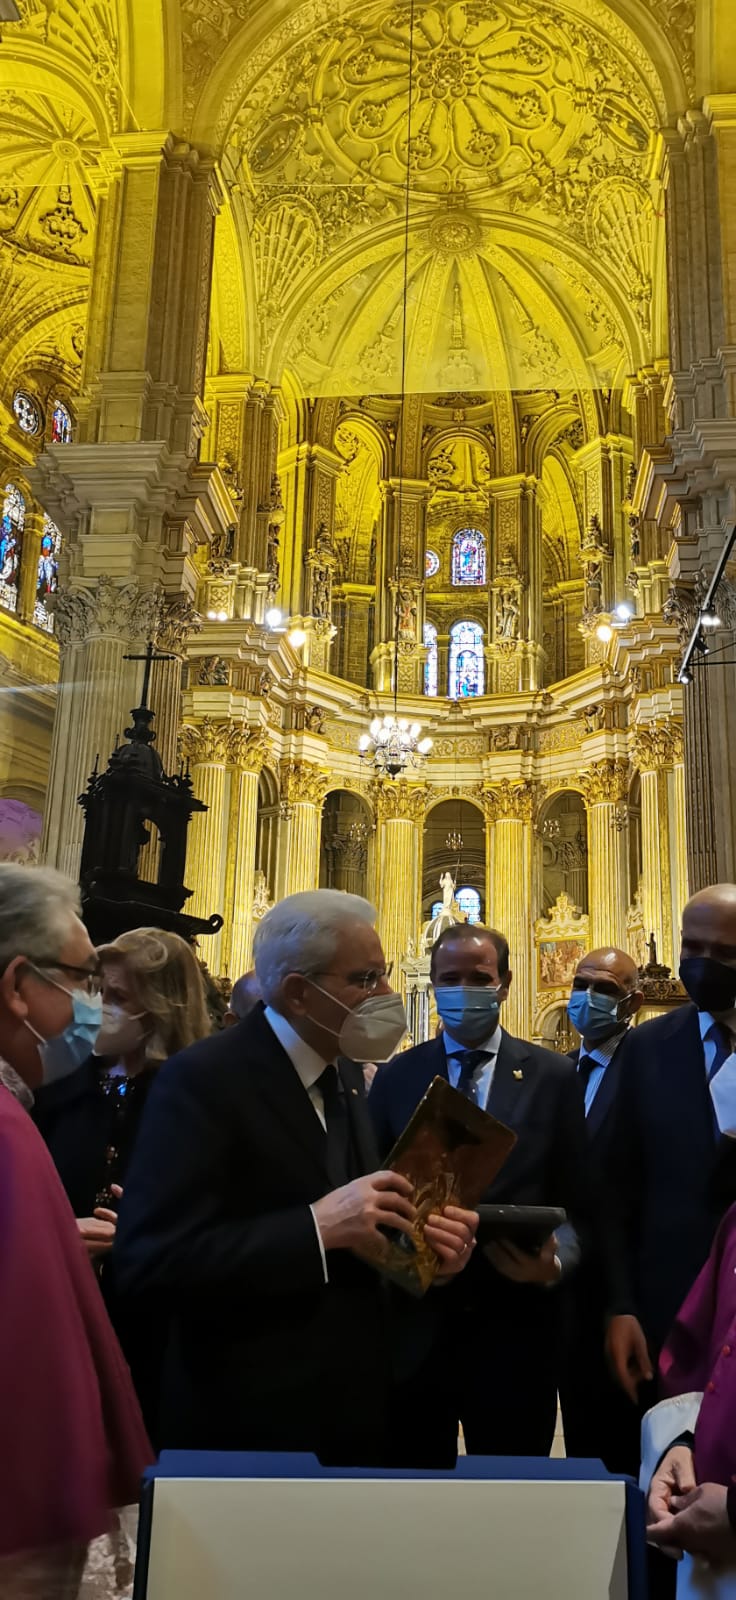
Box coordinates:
[491,478,544,692]
[672,754,688,927]
[17,502,44,626]
[43,577,162,878]
[580,761,630,951]
[179,719,238,976]
[373,781,427,991]
[280,760,330,895]
[223,730,271,980]
[631,723,686,969]
[482,782,537,1037]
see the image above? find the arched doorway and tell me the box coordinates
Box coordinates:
[319,790,373,900]
[422,799,486,927]
[255,767,280,903]
[537,791,588,915]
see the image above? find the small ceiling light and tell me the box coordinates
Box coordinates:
[615,602,634,621]
[694,632,709,655]
[265,607,282,629]
[596,622,613,643]
[702,608,721,628]
[679,666,693,684]
[288,626,307,648]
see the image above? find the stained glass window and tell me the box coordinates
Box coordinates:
[456,886,482,924]
[449,620,484,699]
[431,901,443,920]
[451,527,486,586]
[424,620,438,696]
[425,548,440,578]
[51,402,73,445]
[12,390,42,436]
[34,513,61,633]
[0,482,25,613]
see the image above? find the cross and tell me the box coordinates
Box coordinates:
[123,640,175,709]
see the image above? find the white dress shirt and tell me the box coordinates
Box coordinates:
[576,1027,628,1115]
[442,1022,502,1108]
[263,1005,332,1279]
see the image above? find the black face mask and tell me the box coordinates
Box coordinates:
[679,956,736,1013]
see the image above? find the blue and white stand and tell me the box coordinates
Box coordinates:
[133,1452,646,1600]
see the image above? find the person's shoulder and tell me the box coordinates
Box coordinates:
[504,1032,575,1079]
[623,1003,699,1054]
[153,1010,266,1096]
[371,1037,441,1090]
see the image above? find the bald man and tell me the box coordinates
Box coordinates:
[606,886,736,1440]
[223,971,262,1027]
[558,947,644,1469]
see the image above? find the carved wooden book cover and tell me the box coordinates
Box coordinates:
[363,1076,517,1297]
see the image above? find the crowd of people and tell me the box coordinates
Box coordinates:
[2,861,736,1597]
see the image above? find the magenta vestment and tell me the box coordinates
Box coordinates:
[660,1199,736,1487]
[0,1086,152,1558]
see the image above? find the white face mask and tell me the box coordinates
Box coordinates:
[307,982,408,1062]
[95,1004,147,1058]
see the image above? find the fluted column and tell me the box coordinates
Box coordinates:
[280,761,330,896]
[224,731,271,979]
[43,578,162,877]
[138,596,202,881]
[373,781,427,991]
[483,782,537,1038]
[672,757,688,928]
[580,761,630,951]
[631,723,686,969]
[179,720,233,976]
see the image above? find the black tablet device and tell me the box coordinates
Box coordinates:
[475,1204,567,1253]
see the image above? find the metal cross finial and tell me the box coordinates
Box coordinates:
[123,640,175,709]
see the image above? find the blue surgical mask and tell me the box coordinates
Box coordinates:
[25,977,103,1086]
[567,988,623,1042]
[434,985,502,1043]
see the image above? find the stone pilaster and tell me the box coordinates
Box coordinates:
[372,781,427,990]
[579,760,630,951]
[179,721,270,976]
[224,730,271,980]
[631,722,686,969]
[482,781,539,1037]
[280,760,330,896]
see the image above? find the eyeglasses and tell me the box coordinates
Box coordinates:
[316,963,394,995]
[33,962,102,997]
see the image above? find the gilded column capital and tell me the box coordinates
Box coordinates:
[180,719,269,769]
[631,721,684,771]
[482,780,542,824]
[578,758,630,807]
[155,595,203,657]
[54,576,162,649]
[279,759,330,807]
[372,780,429,824]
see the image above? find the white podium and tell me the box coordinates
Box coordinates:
[133,1452,646,1600]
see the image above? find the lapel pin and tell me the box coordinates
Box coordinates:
[351,1087,359,1096]
[513,1069,523,1080]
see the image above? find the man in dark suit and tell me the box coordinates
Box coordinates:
[370,921,593,1466]
[557,946,644,1471]
[606,884,736,1412]
[113,890,477,1466]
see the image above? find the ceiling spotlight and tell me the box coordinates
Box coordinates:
[702,609,721,628]
[265,607,282,629]
[694,632,709,655]
[288,626,307,648]
[679,666,693,684]
[615,602,634,621]
[596,622,613,643]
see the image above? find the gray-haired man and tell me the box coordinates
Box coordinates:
[115,889,477,1464]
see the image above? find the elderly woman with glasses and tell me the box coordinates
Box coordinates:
[0,863,150,1600]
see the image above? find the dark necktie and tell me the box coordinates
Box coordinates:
[451,1049,491,1101]
[316,1065,355,1185]
[578,1054,597,1092]
[708,1023,732,1083]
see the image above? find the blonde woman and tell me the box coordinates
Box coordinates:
[33,927,210,1442]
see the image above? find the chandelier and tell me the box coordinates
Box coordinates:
[357,0,431,782]
[445,829,463,853]
[359,715,432,778]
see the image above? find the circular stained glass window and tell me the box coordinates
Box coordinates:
[425,549,440,578]
[12,389,42,437]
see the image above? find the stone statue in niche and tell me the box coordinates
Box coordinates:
[495,586,520,640]
[582,703,605,733]
[208,524,235,574]
[583,559,603,613]
[306,523,334,621]
[197,656,230,687]
[629,514,641,563]
[304,704,326,734]
[397,587,417,640]
[219,452,243,506]
[490,724,521,752]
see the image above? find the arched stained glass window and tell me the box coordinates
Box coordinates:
[12,390,42,436]
[449,620,484,699]
[51,402,73,445]
[424,620,438,696]
[456,886,482,924]
[34,513,61,633]
[430,900,443,920]
[0,482,25,613]
[451,527,486,586]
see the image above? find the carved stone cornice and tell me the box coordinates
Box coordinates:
[372,780,429,824]
[180,719,270,771]
[54,576,162,649]
[630,721,684,772]
[578,758,630,807]
[482,780,542,824]
[279,759,330,807]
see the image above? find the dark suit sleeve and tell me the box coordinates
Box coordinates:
[113,1058,326,1304]
[367,1062,397,1159]
[599,1031,644,1318]
[546,1057,595,1276]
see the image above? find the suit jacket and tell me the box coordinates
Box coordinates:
[605,1003,736,1353]
[113,1005,390,1463]
[370,1028,592,1326]
[569,1031,632,1161]
[32,1056,154,1216]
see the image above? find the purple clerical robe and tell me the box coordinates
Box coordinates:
[659,1200,736,1488]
